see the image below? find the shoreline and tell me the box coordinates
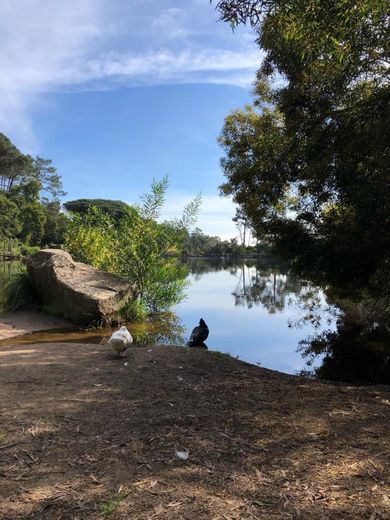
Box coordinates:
[0,310,73,341]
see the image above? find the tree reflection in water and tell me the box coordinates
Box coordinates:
[228,260,330,322]
[232,264,302,313]
[299,312,390,385]
[185,257,390,384]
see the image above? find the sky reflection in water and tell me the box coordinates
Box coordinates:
[175,259,336,375]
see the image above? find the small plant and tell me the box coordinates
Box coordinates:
[98,492,126,516]
[6,269,37,311]
[20,244,40,257]
[120,298,148,323]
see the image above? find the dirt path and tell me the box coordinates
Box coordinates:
[0,343,389,519]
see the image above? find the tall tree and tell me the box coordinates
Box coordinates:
[215,0,389,302]
[0,134,31,192]
[0,133,65,201]
[0,133,66,247]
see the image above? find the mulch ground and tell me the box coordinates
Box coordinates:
[0,343,389,520]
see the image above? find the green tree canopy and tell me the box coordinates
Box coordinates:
[215,0,389,302]
[0,133,65,201]
[0,133,66,247]
[64,199,136,222]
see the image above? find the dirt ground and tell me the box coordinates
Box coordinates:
[0,312,72,341]
[0,343,389,520]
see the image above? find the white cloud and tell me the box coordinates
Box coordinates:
[56,48,260,88]
[0,0,104,147]
[0,0,259,147]
[151,8,190,40]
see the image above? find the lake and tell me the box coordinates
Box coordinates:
[174,258,336,374]
[0,257,337,376]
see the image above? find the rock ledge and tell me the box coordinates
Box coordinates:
[27,249,132,325]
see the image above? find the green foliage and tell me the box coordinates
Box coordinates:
[98,493,126,516]
[19,201,47,246]
[65,178,201,313]
[0,133,65,200]
[6,269,37,312]
[182,227,272,258]
[64,199,135,222]
[216,0,389,307]
[19,244,40,257]
[0,237,21,256]
[0,133,32,192]
[42,201,68,245]
[120,298,148,323]
[0,193,21,238]
[0,133,67,249]
[64,207,116,269]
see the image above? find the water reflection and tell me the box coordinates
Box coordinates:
[299,314,390,384]
[178,258,389,383]
[232,266,302,313]
[176,258,333,374]
[0,312,185,349]
[1,257,388,383]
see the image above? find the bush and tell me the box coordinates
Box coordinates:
[120,299,148,323]
[65,178,201,315]
[20,244,40,257]
[6,269,37,312]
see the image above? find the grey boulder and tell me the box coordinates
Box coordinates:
[27,249,133,326]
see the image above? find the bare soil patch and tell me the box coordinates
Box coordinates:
[0,343,389,519]
[0,312,72,341]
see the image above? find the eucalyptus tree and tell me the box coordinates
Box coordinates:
[213,0,389,307]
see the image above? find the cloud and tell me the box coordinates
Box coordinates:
[0,0,104,147]
[0,0,259,147]
[55,48,260,89]
[151,8,190,40]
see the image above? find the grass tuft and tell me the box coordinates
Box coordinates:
[6,269,38,312]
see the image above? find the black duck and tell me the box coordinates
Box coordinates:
[186,318,209,347]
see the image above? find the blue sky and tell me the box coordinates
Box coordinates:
[0,1,260,238]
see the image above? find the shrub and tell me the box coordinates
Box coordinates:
[65,177,201,314]
[6,269,37,311]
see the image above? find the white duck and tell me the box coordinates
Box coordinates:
[108,326,133,356]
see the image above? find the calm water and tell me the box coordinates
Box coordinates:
[0,258,337,376]
[174,258,335,374]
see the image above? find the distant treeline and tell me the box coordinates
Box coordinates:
[181,228,273,258]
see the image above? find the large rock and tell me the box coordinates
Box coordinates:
[27,249,133,326]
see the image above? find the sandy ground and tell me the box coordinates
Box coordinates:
[0,312,72,341]
[0,342,389,519]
